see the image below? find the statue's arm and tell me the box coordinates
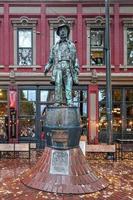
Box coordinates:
[71,43,79,84]
[72,45,79,75]
[74,57,79,74]
[44,47,54,74]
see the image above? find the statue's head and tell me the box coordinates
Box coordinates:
[56,23,70,39]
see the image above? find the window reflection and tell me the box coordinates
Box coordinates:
[73,91,80,102]
[99,104,107,130]
[99,87,133,142]
[83,91,87,101]
[40,90,55,103]
[41,105,47,116]
[83,103,87,116]
[112,89,121,101]
[19,29,32,47]
[20,90,36,101]
[18,28,33,66]
[20,102,36,115]
[126,119,133,132]
[0,89,7,101]
[0,89,8,141]
[99,88,123,133]
[125,89,133,101]
[19,89,36,138]
[19,118,35,137]
[127,104,133,117]
[40,91,48,102]
[99,89,106,102]
[90,28,104,66]
[73,90,87,135]
[127,28,133,65]
[0,103,8,116]
[112,104,122,132]
[0,118,7,140]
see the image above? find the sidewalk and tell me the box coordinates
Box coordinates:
[0,151,132,200]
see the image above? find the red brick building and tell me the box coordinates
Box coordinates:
[0,0,133,146]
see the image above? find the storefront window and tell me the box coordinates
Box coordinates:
[20,90,36,101]
[20,102,36,115]
[99,87,133,142]
[112,104,122,133]
[126,88,133,101]
[40,90,54,103]
[125,88,133,133]
[112,89,121,101]
[0,103,8,116]
[19,89,36,138]
[126,119,133,133]
[0,89,8,141]
[73,90,87,135]
[99,89,106,103]
[40,105,47,116]
[99,105,107,128]
[19,118,35,137]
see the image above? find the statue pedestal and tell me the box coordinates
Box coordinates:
[21,106,108,194]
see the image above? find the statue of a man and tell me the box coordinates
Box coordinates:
[44,23,79,106]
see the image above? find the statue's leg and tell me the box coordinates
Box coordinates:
[65,72,73,106]
[55,69,63,105]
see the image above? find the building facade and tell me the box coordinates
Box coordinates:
[0,0,133,146]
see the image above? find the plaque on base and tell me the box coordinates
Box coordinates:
[50,149,69,175]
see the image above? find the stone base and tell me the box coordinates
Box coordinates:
[21,147,108,194]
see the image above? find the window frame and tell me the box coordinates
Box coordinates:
[11,16,37,67]
[17,28,33,66]
[98,87,133,142]
[90,27,105,66]
[123,18,133,68]
[86,17,106,66]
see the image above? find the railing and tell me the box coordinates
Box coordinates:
[0,143,32,159]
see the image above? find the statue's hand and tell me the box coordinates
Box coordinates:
[44,68,49,76]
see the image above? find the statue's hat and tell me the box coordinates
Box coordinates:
[56,23,70,36]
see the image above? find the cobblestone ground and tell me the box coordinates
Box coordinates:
[0,151,133,200]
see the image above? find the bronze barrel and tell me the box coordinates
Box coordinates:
[44,106,81,149]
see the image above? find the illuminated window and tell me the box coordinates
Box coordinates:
[0,89,8,141]
[19,89,36,137]
[73,90,88,135]
[99,87,133,142]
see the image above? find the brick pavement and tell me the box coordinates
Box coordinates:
[0,151,133,200]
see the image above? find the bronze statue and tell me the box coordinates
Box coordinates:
[44,23,79,106]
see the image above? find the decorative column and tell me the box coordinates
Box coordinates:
[3,3,9,71]
[40,3,46,67]
[77,3,83,69]
[88,81,99,144]
[114,3,120,72]
[9,71,18,142]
